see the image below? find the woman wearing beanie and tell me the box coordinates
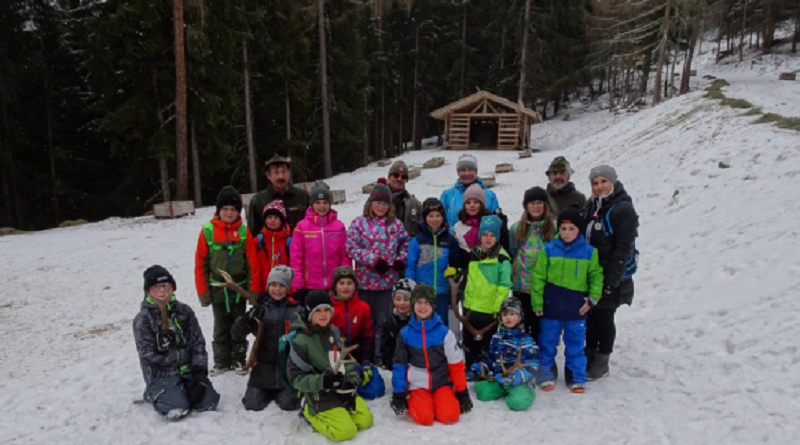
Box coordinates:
[346,182,410,349]
[509,186,556,341]
[583,165,639,381]
[290,180,350,304]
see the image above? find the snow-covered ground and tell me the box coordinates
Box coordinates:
[3,40,800,445]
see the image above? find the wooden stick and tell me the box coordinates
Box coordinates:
[211,269,257,306]
[448,276,497,340]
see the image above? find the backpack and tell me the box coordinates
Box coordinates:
[600,201,639,280]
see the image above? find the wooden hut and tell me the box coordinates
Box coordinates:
[430,91,541,151]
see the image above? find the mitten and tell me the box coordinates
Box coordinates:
[155,330,175,353]
[456,390,473,413]
[392,260,405,272]
[322,373,344,390]
[374,259,391,274]
[390,393,408,416]
[497,369,525,386]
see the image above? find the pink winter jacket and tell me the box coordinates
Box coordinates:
[346,215,410,291]
[290,208,351,291]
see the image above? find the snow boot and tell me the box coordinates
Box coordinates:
[587,353,610,381]
[538,380,555,392]
[210,365,229,377]
[234,362,249,376]
[568,382,586,394]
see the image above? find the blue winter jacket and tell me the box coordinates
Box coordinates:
[405,223,461,295]
[478,325,539,386]
[440,178,500,228]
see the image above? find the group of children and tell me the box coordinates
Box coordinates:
[134,175,606,441]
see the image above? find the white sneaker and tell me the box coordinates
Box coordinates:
[234,362,249,376]
[209,366,229,377]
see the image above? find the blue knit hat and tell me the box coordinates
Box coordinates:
[479,215,502,239]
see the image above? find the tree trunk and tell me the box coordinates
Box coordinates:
[793,19,798,53]
[460,4,467,96]
[681,17,699,95]
[242,42,257,193]
[739,0,748,62]
[174,0,189,199]
[191,119,201,206]
[763,7,776,51]
[0,67,15,226]
[153,69,171,203]
[500,23,506,70]
[411,26,420,151]
[285,80,291,140]
[364,96,371,164]
[380,85,385,163]
[43,61,59,226]
[598,66,605,96]
[639,51,652,97]
[517,0,533,105]
[652,0,673,106]
[668,45,677,99]
[318,0,332,177]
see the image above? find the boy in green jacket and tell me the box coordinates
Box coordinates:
[287,291,374,441]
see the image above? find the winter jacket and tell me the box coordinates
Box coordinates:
[346,215,410,291]
[330,292,375,364]
[378,311,411,368]
[405,223,461,296]
[440,178,500,228]
[291,208,350,291]
[392,189,423,238]
[247,182,310,236]
[532,235,604,320]
[478,325,539,386]
[509,219,554,293]
[194,217,261,309]
[256,226,291,291]
[453,212,510,263]
[231,296,301,389]
[584,181,639,310]
[133,295,208,385]
[392,313,467,394]
[464,245,512,315]
[546,182,587,215]
[286,318,359,415]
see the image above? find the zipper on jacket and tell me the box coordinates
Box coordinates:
[421,321,432,390]
[433,232,438,292]
[321,216,327,288]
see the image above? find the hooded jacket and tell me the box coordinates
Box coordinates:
[508,219,554,293]
[405,222,461,295]
[346,215,410,291]
[330,291,375,364]
[464,246,512,314]
[256,225,291,291]
[478,325,539,386]
[379,311,412,368]
[290,208,350,291]
[440,178,500,229]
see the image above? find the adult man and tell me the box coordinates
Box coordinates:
[440,154,499,228]
[247,155,310,236]
[545,156,586,214]
[386,161,423,237]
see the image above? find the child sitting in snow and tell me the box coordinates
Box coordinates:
[134,266,220,420]
[532,207,603,393]
[256,200,292,290]
[287,291,373,441]
[231,265,301,411]
[471,297,538,411]
[329,266,386,400]
[390,284,472,426]
[378,278,416,370]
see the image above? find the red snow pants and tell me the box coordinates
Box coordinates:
[408,386,460,426]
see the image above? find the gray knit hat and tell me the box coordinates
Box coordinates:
[500,297,524,319]
[589,165,618,184]
[267,265,294,290]
[456,154,478,172]
[309,180,332,204]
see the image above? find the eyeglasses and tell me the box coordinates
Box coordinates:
[150,283,171,293]
[390,173,409,181]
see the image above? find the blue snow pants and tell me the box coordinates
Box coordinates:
[536,318,587,384]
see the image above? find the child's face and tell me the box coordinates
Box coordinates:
[269,282,287,300]
[426,211,443,232]
[526,201,546,219]
[335,278,356,300]
[393,293,411,314]
[480,232,497,250]
[464,199,482,216]
[312,200,331,216]
[310,307,332,327]
[559,223,579,243]
[501,310,522,328]
[265,215,282,231]
[219,206,240,224]
[413,300,433,320]
[148,283,172,303]
[371,201,389,217]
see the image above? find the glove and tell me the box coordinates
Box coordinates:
[497,370,524,386]
[470,362,493,380]
[155,329,174,353]
[390,393,408,416]
[392,260,405,272]
[456,390,472,414]
[374,259,391,274]
[249,304,267,321]
[361,362,374,385]
[603,285,614,295]
[322,373,344,390]
[185,366,209,406]
[293,289,309,302]
[198,292,212,308]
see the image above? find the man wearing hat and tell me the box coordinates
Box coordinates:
[440,154,500,228]
[545,156,586,214]
[247,154,310,236]
[386,160,423,237]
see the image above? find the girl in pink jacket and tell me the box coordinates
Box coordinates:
[290,181,350,302]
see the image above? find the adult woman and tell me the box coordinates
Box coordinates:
[583,165,638,380]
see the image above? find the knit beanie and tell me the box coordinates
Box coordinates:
[546,156,574,175]
[422,197,445,220]
[305,290,334,322]
[262,199,287,226]
[369,183,392,204]
[456,154,478,172]
[332,266,359,289]
[309,180,333,204]
[410,284,437,310]
[392,278,416,300]
[267,265,294,290]
[462,183,486,206]
[143,265,177,292]
[557,206,587,231]
[216,186,242,214]
[589,165,618,184]
[388,160,409,177]
[479,214,502,239]
[523,186,549,208]
[500,297,524,320]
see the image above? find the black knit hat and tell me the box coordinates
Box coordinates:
[410,284,437,310]
[500,297,523,319]
[143,265,177,292]
[332,266,358,289]
[523,186,549,208]
[216,186,242,214]
[305,290,334,322]
[422,197,445,220]
[557,206,586,231]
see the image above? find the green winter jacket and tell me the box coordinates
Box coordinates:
[464,246,512,314]
[286,317,359,415]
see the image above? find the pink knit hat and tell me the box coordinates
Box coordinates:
[263,199,287,225]
[462,183,486,206]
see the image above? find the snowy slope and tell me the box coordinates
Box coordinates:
[3,56,800,445]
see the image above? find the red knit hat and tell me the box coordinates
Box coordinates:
[263,199,287,227]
